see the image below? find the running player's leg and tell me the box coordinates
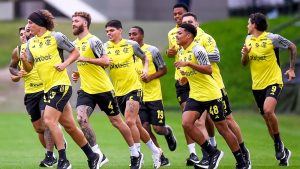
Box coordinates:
[208,99,248,169]
[176,81,200,165]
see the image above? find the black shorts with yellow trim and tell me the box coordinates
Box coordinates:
[44,85,72,113]
[220,88,233,116]
[116,89,143,114]
[252,84,282,115]
[184,97,226,122]
[139,100,165,126]
[76,90,120,116]
[175,80,190,105]
[24,91,45,122]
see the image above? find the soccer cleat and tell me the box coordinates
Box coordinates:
[279,148,291,166]
[236,162,250,169]
[164,125,177,151]
[130,152,144,169]
[186,153,200,166]
[195,148,209,169]
[57,159,72,169]
[208,150,224,169]
[274,141,285,160]
[99,153,109,167]
[152,152,161,169]
[87,153,100,169]
[39,154,58,167]
[160,153,170,166]
[243,148,251,168]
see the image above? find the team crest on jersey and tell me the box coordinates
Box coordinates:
[123,47,129,53]
[45,39,51,46]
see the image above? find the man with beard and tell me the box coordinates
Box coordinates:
[71,11,140,168]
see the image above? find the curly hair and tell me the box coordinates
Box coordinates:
[39,9,55,31]
[249,12,268,32]
[72,11,91,28]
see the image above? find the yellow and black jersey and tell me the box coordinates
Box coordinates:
[245,31,291,90]
[27,31,75,92]
[135,43,165,101]
[74,33,113,94]
[178,42,222,101]
[168,26,183,80]
[194,27,224,89]
[104,39,144,96]
[18,43,43,94]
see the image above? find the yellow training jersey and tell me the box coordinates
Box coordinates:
[18,43,43,94]
[178,42,222,101]
[74,33,113,94]
[168,25,182,80]
[135,44,165,101]
[27,31,75,92]
[245,32,291,90]
[104,39,144,96]
[194,27,224,89]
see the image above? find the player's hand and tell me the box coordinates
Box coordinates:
[18,69,27,77]
[141,68,148,80]
[77,56,87,62]
[241,44,252,56]
[141,74,151,83]
[10,75,21,82]
[72,71,80,82]
[178,77,188,86]
[54,63,66,72]
[174,61,188,68]
[167,46,177,57]
[285,68,296,81]
[20,50,27,62]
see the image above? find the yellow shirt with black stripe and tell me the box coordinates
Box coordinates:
[194,27,224,89]
[168,25,182,80]
[135,43,165,101]
[74,33,113,94]
[27,31,74,92]
[18,43,43,94]
[178,42,222,101]
[104,39,144,96]
[245,32,291,90]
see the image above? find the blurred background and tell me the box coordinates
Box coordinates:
[0,0,300,113]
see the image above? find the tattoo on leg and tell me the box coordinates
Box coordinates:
[77,105,96,146]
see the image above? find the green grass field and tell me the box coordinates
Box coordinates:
[0,112,299,169]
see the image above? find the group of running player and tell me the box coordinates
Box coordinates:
[9,2,296,169]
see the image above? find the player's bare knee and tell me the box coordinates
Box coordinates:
[125,119,136,128]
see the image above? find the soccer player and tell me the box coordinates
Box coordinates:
[241,12,296,166]
[71,11,140,167]
[21,9,100,169]
[104,20,162,169]
[182,12,251,168]
[175,23,249,169]
[129,26,177,166]
[166,3,217,165]
[9,25,57,167]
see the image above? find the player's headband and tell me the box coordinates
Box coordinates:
[28,11,47,28]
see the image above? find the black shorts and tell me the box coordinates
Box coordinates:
[44,85,72,113]
[184,98,225,122]
[252,84,282,115]
[116,89,143,114]
[76,90,120,116]
[175,80,190,105]
[24,91,45,122]
[139,100,165,126]
[221,88,233,116]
